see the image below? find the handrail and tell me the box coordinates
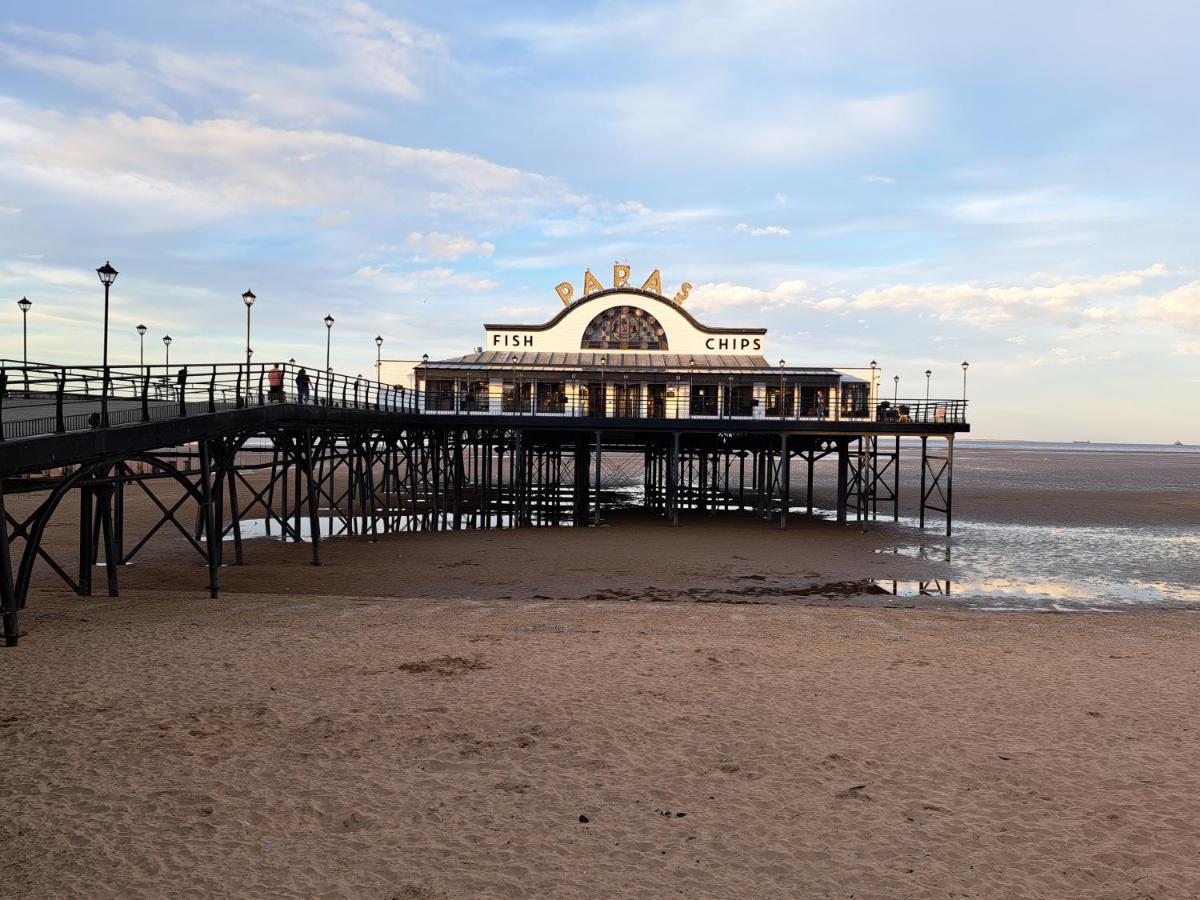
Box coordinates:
[0,359,969,443]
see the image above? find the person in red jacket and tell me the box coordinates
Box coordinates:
[267,364,284,402]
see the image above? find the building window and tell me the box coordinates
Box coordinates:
[842,383,868,418]
[502,380,531,413]
[765,385,794,417]
[462,379,488,411]
[691,383,718,416]
[723,383,754,417]
[536,381,565,413]
[427,378,456,411]
[581,306,669,350]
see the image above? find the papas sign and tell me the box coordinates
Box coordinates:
[556,264,691,307]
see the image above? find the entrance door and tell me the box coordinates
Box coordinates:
[647,383,666,417]
[615,383,641,417]
[585,382,605,417]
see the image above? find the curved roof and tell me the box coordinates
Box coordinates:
[484,287,766,335]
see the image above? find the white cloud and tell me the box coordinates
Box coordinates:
[1171,340,1200,356]
[352,265,496,293]
[1137,280,1200,333]
[0,102,576,228]
[401,232,496,261]
[858,174,896,185]
[690,280,814,313]
[1006,335,1026,344]
[774,193,789,205]
[735,224,791,237]
[848,264,1170,326]
[1099,350,1123,360]
[0,2,446,125]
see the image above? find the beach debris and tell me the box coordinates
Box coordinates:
[835,784,872,801]
[655,808,687,818]
[579,815,589,823]
[397,656,489,676]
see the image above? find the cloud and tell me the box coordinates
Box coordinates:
[604,89,931,166]
[0,101,576,228]
[735,224,791,237]
[1171,340,1200,356]
[686,264,1184,330]
[401,232,496,261]
[1137,280,1200,333]
[848,264,1170,326]
[858,174,896,185]
[0,2,446,125]
[352,265,496,293]
[690,280,827,313]
[775,193,789,205]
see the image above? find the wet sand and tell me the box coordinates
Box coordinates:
[3,447,1199,897]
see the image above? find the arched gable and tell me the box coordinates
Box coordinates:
[581,306,668,350]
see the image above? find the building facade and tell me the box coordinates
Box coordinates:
[395,270,876,421]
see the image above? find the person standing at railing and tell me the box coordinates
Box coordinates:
[816,390,827,419]
[295,367,311,404]
[268,364,284,402]
[176,367,187,406]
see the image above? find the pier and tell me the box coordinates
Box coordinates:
[1,356,968,646]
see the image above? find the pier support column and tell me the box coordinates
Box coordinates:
[1,486,19,647]
[572,437,590,527]
[593,431,602,527]
[199,439,220,598]
[669,432,680,526]
[779,434,789,529]
[835,440,850,524]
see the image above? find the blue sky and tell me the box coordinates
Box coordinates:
[1,0,1198,441]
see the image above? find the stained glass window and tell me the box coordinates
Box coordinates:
[581,306,668,350]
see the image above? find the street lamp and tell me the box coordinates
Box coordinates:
[375,335,383,379]
[925,368,931,403]
[323,314,335,373]
[163,334,172,369]
[893,374,899,404]
[242,290,255,375]
[136,324,147,367]
[961,361,970,402]
[600,354,608,417]
[96,261,118,426]
[17,296,31,391]
[778,358,786,420]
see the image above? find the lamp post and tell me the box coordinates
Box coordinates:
[375,335,383,380]
[136,324,147,367]
[893,374,899,404]
[242,290,255,376]
[600,355,608,417]
[779,358,786,420]
[324,314,335,373]
[163,334,172,369]
[18,296,31,393]
[961,361,970,403]
[925,368,931,403]
[688,357,695,418]
[96,262,118,426]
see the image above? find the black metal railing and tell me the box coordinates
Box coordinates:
[0,359,968,443]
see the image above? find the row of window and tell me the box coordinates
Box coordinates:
[423,378,870,418]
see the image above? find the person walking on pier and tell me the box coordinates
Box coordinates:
[296,367,311,404]
[267,364,285,402]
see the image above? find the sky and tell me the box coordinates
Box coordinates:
[0,0,1197,442]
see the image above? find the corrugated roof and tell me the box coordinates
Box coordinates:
[420,351,840,376]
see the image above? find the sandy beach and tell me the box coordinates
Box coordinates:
[3,445,1199,898]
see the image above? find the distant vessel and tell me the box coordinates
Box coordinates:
[1176,441,1184,446]
[1073,440,1091,444]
